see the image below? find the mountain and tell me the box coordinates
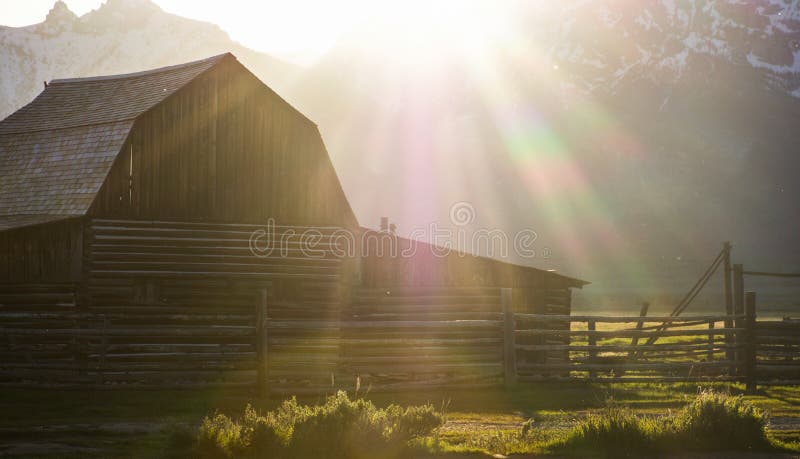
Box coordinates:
[1,0,799,308]
[0,0,299,121]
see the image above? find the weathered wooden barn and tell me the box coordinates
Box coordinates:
[0,54,586,392]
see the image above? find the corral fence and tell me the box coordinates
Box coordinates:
[1,285,798,393]
[269,289,799,394]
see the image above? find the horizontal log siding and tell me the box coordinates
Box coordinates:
[84,219,345,305]
[0,284,82,384]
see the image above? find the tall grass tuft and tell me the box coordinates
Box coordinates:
[552,401,659,457]
[671,389,769,451]
[552,390,772,457]
[192,391,444,459]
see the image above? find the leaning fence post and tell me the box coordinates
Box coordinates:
[501,288,517,386]
[745,292,757,394]
[256,288,269,398]
[628,302,649,361]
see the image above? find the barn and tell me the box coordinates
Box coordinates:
[0,53,586,392]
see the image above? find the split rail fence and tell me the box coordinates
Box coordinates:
[1,286,799,393]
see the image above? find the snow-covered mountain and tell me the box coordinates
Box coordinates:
[540,0,800,95]
[2,0,799,303]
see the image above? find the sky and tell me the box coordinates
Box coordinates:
[0,0,511,64]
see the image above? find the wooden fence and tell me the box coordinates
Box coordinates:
[267,287,507,394]
[513,313,745,383]
[0,283,262,388]
[263,289,799,393]
[2,285,799,393]
[754,320,800,384]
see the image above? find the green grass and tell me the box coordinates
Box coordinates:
[2,383,799,457]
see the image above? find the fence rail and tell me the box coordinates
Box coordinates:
[514,312,744,383]
[1,285,799,393]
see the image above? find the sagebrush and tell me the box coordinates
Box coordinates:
[552,389,771,456]
[192,391,444,459]
[672,389,769,451]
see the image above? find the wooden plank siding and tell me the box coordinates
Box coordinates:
[88,58,356,228]
[0,219,83,284]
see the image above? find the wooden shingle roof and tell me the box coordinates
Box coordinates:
[0,54,230,230]
[0,121,133,218]
[0,215,79,232]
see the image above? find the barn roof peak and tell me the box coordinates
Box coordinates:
[50,53,232,85]
[0,53,240,224]
[0,53,232,135]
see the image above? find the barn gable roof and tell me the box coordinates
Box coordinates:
[0,54,226,135]
[0,54,231,229]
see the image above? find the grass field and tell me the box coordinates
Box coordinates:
[1,382,799,458]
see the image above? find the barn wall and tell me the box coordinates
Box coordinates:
[0,219,83,283]
[83,218,345,311]
[90,58,356,228]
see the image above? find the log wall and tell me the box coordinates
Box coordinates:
[0,218,83,284]
[0,284,79,385]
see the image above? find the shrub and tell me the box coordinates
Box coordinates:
[671,389,769,451]
[286,391,445,458]
[196,413,247,459]
[288,392,395,458]
[552,390,772,457]
[195,405,288,459]
[192,391,444,459]
[243,405,287,453]
[396,404,447,438]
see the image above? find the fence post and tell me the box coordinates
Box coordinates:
[256,288,269,398]
[723,242,734,364]
[501,288,517,386]
[588,321,597,379]
[628,302,649,361]
[707,320,715,361]
[745,292,757,394]
[732,264,744,374]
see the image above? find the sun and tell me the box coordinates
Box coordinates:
[355,0,512,64]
